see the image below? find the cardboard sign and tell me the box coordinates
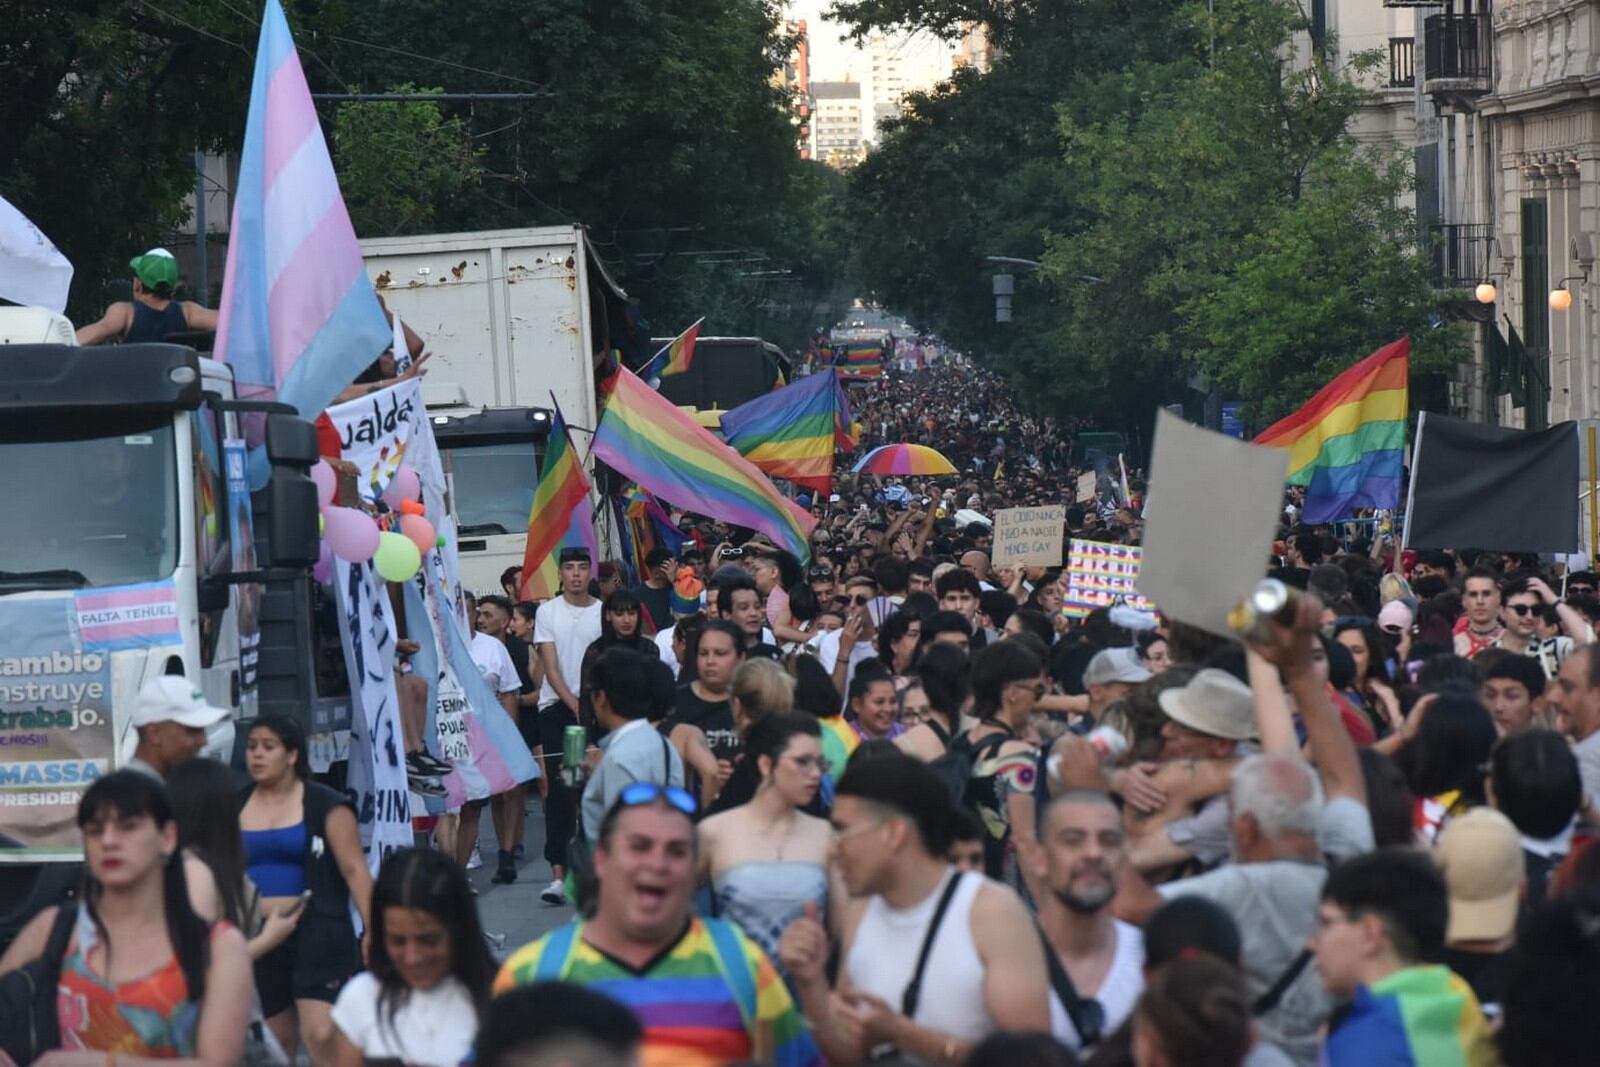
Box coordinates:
[1063,539,1157,619]
[993,505,1067,568]
[1139,410,1287,636]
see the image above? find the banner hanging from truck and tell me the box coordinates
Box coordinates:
[334,558,413,871]
[0,593,116,861]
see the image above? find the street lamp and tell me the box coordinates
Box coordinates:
[1551,274,1584,311]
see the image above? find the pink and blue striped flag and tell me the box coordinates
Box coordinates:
[215,0,389,422]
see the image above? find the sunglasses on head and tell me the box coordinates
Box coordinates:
[614,782,698,818]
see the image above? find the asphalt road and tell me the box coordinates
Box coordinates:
[462,793,575,962]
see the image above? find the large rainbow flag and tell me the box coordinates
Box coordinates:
[592,368,816,561]
[214,0,390,422]
[1255,337,1409,524]
[720,369,856,494]
[834,340,886,379]
[518,403,595,600]
[645,318,703,379]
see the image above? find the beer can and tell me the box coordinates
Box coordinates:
[1085,724,1129,764]
[563,724,586,779]
[1227,578,1300,644]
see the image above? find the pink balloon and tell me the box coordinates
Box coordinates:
[323,506,380,562]
[400,513,436,555]
[310,461,337,509]
[382,466,422,509]
[312,540,333,584]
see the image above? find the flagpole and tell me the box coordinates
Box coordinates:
[1398,412,1425,562]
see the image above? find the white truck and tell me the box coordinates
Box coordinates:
[360,225,632,595]
[0,322,324,938]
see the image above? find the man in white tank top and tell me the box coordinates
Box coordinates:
[779,757,1049,1064]
[1029,790,1145,1052]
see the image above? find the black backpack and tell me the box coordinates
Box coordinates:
[929,722,1012,808]
[0,904,76,1064]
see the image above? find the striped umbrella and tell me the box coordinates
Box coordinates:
[850,443,958,476]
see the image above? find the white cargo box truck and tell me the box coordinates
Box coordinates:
[359,226,633,594]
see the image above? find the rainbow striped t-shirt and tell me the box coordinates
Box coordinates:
[494,918,822,1067]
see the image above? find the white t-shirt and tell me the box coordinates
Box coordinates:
[330,972,477,1067]
[533,596,602,706]
[468,632,520,695]
[655,624,679,676]
[1047,920,1144,1051]
[813,627,877,701]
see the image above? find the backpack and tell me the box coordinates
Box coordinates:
[0,904,76,1064]
[929,723,1012,808]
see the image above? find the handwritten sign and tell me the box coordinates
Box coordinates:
[1063,539,1157,619]
[993,506,1066,568]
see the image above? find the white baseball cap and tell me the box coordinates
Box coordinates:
[131,675,230,729]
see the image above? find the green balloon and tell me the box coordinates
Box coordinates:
[373,531,421,582]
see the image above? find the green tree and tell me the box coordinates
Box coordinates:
[332,87,486,237]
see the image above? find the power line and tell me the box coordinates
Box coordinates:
[323,34,554,93]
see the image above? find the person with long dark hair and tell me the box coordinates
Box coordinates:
[1333,619,1401,737]
[1393,692,1498,843]
[897,642,971,762]
[330,848,496,1067]
[239,714,373,1065]
[0,771,252,1062]
[168,757,303,961]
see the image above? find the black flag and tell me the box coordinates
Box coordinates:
[1404,413,1579,553]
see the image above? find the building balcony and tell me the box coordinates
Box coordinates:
[1423,15,1491,102]
[1428,223,1494,290]
[1389,37,1415,89]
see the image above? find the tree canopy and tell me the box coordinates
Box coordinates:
[840,0,1451,440]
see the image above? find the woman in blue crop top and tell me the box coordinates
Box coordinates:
[240,714,373,1067]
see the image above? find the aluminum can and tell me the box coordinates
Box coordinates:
[563,724,587,784]
[1228,578,1301,644]
[1085,725,1130,764]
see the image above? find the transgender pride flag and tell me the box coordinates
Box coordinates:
[215,0,389,420]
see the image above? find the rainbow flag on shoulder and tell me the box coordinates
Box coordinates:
[518,402,595,600]
[1254,337,1409,524]
[720,369,855,494]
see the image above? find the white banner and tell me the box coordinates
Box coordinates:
[325,378,423,502]
[335,557,412,870]
[0,194,72,313]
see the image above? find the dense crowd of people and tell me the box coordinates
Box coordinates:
[3,355,1598,1067]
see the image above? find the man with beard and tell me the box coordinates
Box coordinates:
[1028,790,1145,1054]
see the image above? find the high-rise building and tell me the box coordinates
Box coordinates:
[783,18,814,160]
[810,80,864,168]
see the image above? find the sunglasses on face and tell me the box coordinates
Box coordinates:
[1570,586,1595,596]
[850,593,874,606]
[1508,603,1537,616]
[614,782,698,818]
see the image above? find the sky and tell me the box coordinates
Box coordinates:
[787,1,958,85]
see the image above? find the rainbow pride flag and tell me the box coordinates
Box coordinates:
[646,318,703,379]
[720,369,855,494]
[1254,337,1409,524]
[834,341,886,379]
[592,368,816,561]
[518,403,595,600]
[215,0,389,423]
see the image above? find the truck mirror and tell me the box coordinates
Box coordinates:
[267,471,321,567]
[266,413,320,468]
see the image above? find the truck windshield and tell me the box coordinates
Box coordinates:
[441,441,538,536]
[0,412,179,589]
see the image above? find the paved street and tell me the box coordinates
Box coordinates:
[459,795,574,961]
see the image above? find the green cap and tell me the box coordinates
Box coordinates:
[129,248,179,291]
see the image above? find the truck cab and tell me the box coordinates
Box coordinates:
[0,341,320,942]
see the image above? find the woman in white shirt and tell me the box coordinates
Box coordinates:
[331,848,496,1067]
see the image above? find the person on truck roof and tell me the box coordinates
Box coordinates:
[127,675,230,781]
[74,248,220,346]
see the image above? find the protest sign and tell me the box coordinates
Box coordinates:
[993,505,1066,569]
[0,593,115,860]
[1063,539,1157,619]
[1139,410,1287,637]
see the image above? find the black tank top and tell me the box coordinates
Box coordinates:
[125,300,189,343]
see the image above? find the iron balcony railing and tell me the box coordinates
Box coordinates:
[1428,223,1495,289]
[1424,14,1491,87]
